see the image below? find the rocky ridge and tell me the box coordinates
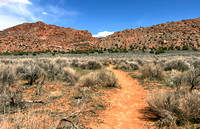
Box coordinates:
[0,17,199,53]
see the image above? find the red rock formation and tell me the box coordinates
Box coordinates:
[0,21,98,52]
[0,18,199,53]
[97,17,200,50]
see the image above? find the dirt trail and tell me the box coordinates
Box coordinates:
[91,65,151,129]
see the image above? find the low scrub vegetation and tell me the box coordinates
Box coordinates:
[146,90,200,127]
[0,51,200,128]
[115,61,139,71]
[80,70,117,88]
[0,65,23,113]
[184,68,200,92]
[95,70,118,87]
[61,67,79,85]
[164,60,189,72]
[140,63,164,80]
[16,63,43,85]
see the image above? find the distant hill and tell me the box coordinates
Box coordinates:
[0,21,98,52]
[0,18,199,53]
[97,17,200,51]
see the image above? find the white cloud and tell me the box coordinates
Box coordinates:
[0,0,38,30]
[0,0,32,6]
[42,12,47,15]
[93,31,114,37]
[0,0,79,30]
[0,15,26,30]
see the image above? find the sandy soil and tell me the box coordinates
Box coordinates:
[90,65,151,129]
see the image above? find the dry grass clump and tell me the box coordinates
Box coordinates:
[80,70,117,88]
[141,64,164,80]
[0,110,59,128]
[61,67,79,85]
[164,60,189,72]
[146,90,200,127]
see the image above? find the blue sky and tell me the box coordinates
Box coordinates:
[0,0,199,37]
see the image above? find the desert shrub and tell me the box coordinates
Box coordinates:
[0,65,23,113]
[55,58,66,64]
[115,62,139,71]
[79,73,97,87]
[150,50,154,54]
[0,84,23,113]
[22,59,34,65]
[47,63,62,81]
[146,90,200,127]
[182,45,189,50]
[136,59,144,66]
[71,59,79,67]
[147,91,182,127]
[111,59,118,65]
[61,67,79,85]
[95,70,117,87]
[55,58,68,67]
[87,61,102,69]
[0,59,13,64]
[16,63,43,85]
[170,72,184,90]
[115,62,130,70]
[80,70,117,87]
[37,60,63,81]
[182,93,200,124]
[164,60,189,72]
[191,60,200,68]
[0,65,16,86]
[141,64,164,80]
[101,59,110,66]
[184,68,200,92]
[129,62,139,70]
[80,63,87,69]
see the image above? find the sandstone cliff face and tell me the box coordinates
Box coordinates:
[97,18,200,50]
[0,21,98,52]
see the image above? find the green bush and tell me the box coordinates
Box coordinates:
[150,50,154,54]
[182,45,189,50]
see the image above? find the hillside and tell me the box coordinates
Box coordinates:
[0,21,98,52]
[97,18,200,51]
[0,18,199,53]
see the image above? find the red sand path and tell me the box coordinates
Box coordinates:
[90,65,151,129]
